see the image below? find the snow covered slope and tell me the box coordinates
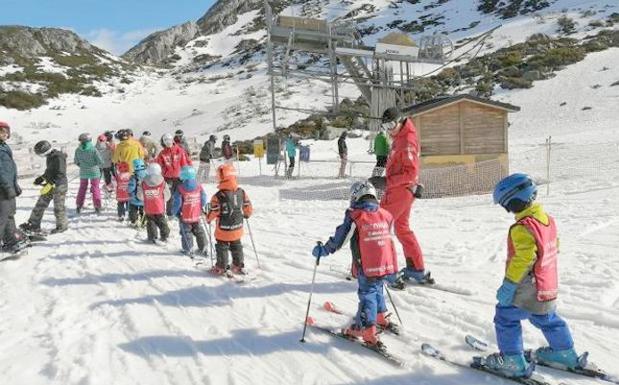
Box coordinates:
[1,46,619,385]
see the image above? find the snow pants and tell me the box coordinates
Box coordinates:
[76,178,101,209]
[338,154,347,178]
[101,167,115,186]
[117,201,129,218]
[28,184,68,230]
[286,156,295,178]
[180,221,206,253]
[355,271,388,327]
[215,239,243,269]
[164,178,180,216]
[380,186,424,270]
[494,305,574,356]
[128,204,144,224]
[146,214,170,242]
[0,198,17,247]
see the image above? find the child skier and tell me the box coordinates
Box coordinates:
[19,140,68,234]
[172,166,208,255]
[206,164,252,275]
[115,162,132,222]
[74,133,103,214]
[312,180,399,348]
[138,163,171,243]
[127,159,146,226]
[481,173,585,378]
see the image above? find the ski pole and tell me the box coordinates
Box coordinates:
[202,216,215,267]
[300,242,322,343]
[384,283,404,327]
[245,218,261,268]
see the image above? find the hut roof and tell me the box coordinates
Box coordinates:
[378,32,417,47]
[404,94,520,116]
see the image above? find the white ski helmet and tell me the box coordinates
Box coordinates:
[161,133,174,147]
[350,180,377,203]
[146,163,162,176]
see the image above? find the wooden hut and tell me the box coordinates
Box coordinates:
[403,95,520,196]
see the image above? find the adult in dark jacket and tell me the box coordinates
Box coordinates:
[198,135,217,183]
[338,131,348,178]
[20,140,69,234]
[221,134,233,163]
[0,121,26,255]
[174,129,191,157]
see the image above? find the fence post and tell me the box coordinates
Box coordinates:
[545,136,552,196]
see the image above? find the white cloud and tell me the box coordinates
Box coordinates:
[85,28,160,56]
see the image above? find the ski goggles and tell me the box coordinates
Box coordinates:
[381,121,397,131]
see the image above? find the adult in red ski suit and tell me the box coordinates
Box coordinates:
[379,107,429,284]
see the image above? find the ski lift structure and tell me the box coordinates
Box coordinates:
[264,0,454,131]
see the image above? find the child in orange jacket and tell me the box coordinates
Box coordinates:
[206,164,252,275]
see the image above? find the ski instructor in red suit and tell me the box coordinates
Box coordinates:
[379,107,433,288]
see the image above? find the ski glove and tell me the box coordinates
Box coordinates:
[496,280,518,306]
[312,244,329,258]
[34,176,45,186]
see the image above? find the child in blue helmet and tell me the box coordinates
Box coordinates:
[172,166,208,256]
[127,158,146,226]
[481,173,586,378]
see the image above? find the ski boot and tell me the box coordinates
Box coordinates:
[94,207,102,215]
[478,352,534,378]
[377,312,400,335]
[50,226,67,234]
[19,222,41,234]
[209,265,228,276]
[533,347,583,370]
[76,207,82,215]
[2,238,31,255]
[231,264,247,275]
[343,324,382,348]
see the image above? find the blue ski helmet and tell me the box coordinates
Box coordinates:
[132,158,146,172]
[180,166,196,181]
[493,173,537,212]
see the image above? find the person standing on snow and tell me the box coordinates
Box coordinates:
[140,131,159,161]
[372,129,389,177]
[480,173,585,378]
[337,131,348,178]
[156,133,192,216]
[127,159,147,226]
[206,164,252,275]
[113,129,144,173]
[174,129,191,158]
[19,140,68,234]
[138,163,171,243]
[172,166,208,256]
[285,134,297,178]
[221,134,233,164]
[198,135,217,183]
[378,107,429,287]
[0,121,28,256]
[114,162,132,222]
[312,180,400,348]
[74,133,103,214]
[96,134,115,191]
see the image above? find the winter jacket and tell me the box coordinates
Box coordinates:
[156,144,192,179]
[222,139,233,159]
[137,173,171,214]
[199,140,216,162]
[385,118,420,192]
[112,139,145,172]
[338,134,347,158]
[374,131,390,157]
[175,136,191,157]
[96,141,114,168]
[172,179,208,219]
[140,136,159,160]
[128,169,147,207]
[506,203,558,315]
[74,141,103,180]
[285,138,297,158]
[206,177,252,242]
[0,141,19,200]
[42,149,68,187]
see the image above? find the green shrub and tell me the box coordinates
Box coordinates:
[557,16,577,35]
[528,47,585,69]
[0,90,47,110]
[498,51,523,67]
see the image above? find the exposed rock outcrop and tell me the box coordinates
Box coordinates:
[122,22,199,66]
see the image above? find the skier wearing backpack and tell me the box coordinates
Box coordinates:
[172,166,208,256]
[206,163,252,275]
[127,159,147,226]
[96,134,115,192]
[481,173,585,378]
[114,162,132,222]
[19,140,68,234]
[198,135,217,183]
[312,180,399,348]
[138,163,171,243]
[74,133,103,214]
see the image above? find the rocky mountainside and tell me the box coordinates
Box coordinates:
[122,22,199,66]
[0,26,135,110]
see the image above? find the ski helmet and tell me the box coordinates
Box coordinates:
[209,134,217,142]
[78,133,91,143]
[146,163,162,176]
[381,107,401,131]
[132,158,146,172]
[217,163,237,183]
[349,180,377,203]
[223,134,230,141]
[104,130,114,141]
[117,162,130,173]
[142,130,151,136]
[174,129,184,137]
[161,133,174,147]
[126,128,134,137]
[97,134,107,142]
[179,166,196,181]
[34,140,52,156]
[493,173,537,213]
[0,121,10,139]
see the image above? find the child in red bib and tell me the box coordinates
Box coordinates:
[138,163,171,243]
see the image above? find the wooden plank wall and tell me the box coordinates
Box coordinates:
[461,102,506,154]
[415,104,460,155]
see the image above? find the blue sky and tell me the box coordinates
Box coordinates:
[1,0,216,55]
